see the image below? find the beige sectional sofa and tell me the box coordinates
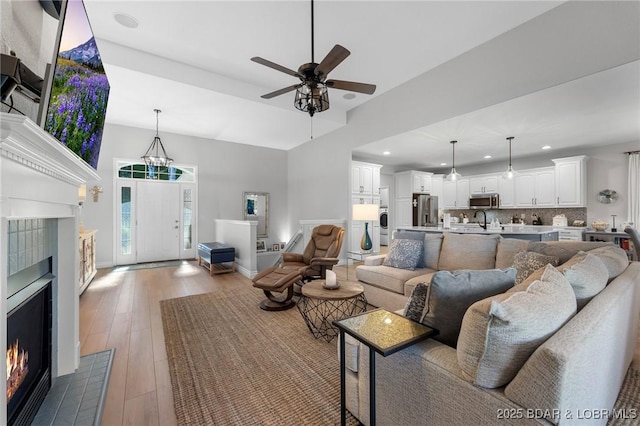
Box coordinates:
[343,232,640,425]
[356,231,612,311]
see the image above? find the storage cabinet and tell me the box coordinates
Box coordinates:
[553,156,587,207]
[394,170,434,229]
[352,163,374,195]
[395,170,433,198]
[456,179,470,209]
[441,178,469,209]
[515,168,555,207]
[412,172,432,193]
[470,175,498,194]
[79,230,97,295]
[498,176,515,208]
[351,161,382,253]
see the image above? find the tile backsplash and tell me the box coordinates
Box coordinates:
[443,208,587,227]
[7,219,57,276]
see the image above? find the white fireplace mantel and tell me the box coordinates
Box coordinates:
[0,112,100,423]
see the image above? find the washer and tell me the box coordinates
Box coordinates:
[379,207,389,245]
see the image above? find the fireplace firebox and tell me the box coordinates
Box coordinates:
[6,259,53,426]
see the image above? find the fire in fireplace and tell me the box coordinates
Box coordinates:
[6,258,52,426]
[6,340,29,402]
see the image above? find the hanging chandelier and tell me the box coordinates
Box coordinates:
[141,109,173,167]
[445,140,462,182]
[503,136,517,180]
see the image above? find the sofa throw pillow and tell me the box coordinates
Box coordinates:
[383,238,424,270]
[495,237,530,269]
[424,233,443,270]
[558,251,608,309]
[403,282,430,322]
[437,233,501,271]
[511,251,559,285]
[393,231,426,268]
[457,264,576,388]
[586,246,629,282]
[419,268,517,348]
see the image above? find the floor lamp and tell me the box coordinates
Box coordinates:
[352,204,379,251]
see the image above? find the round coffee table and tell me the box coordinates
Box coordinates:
[297,280,367,342]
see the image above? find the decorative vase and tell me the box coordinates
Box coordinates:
[360,222,372,251]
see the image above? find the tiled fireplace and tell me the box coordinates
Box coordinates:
[0,113,100,424]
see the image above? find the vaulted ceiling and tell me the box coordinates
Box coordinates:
[84,0,640,170]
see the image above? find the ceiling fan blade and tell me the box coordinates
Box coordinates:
[261,84,301,99]
[314,45,350,78]
[326,79,376,95]
[251,57,302,79]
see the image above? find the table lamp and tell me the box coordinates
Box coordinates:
[353,204,379,251]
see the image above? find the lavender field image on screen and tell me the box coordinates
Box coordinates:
[43,1,109,170]
[45,54,109,169]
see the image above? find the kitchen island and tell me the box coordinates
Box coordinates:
[398,224,559,241]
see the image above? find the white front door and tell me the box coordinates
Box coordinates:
[136,181,180,263]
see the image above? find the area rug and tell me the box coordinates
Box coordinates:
[608,367,640,425]
[160,289,357,425]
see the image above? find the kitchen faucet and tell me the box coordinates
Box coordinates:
[474,210,487,230]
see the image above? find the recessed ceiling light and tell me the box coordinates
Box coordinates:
[383,151,390,155]
[343,93,356,100]
[114,13,139,29]
[440,162,447,166]
[484,155,492,159]
[542,145,551,150]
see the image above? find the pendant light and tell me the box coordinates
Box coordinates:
[141,109,173,167]
[445,140,462,182]
[503,136,517,180]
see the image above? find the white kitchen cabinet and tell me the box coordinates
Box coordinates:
[498,176,516,208]
[442,180,457,209]
[553,156,587,207]
[441,179,469,209]
[395,170,433,198]
[395,198,413,228]
[456,179,470,209]
[412,172,432,193]
[430,174,444,205]
[555,228,584,241]
[352,162,373,195]
[350,161,382,253]
[470,174,499,194]
[515,167,555,207]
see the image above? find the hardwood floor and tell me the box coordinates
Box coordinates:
[80,259,361,425]
[81,249,637,425]
[79,261,251,425]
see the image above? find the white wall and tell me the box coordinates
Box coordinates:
[83,123,289,267]
[287,1,639,227]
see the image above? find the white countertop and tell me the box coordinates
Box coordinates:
[399,225,561,235]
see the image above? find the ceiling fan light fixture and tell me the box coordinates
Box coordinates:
[445,140,462,182]
[502,136,518,180]
[294,83,329,117]
[141,109,173,167]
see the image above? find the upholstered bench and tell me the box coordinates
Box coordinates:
[197,242,236,276]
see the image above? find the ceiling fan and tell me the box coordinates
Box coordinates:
[251,0,376,117]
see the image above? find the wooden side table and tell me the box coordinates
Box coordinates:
[297,280,367,342]
[334,309,437,426]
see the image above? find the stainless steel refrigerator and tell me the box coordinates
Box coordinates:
[412,193,439,227]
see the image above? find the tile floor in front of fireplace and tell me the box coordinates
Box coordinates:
[32,348,114,426]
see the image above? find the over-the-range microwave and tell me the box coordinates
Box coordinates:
[469,193,500,209]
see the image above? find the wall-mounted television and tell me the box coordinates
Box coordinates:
[38,0,110,170]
